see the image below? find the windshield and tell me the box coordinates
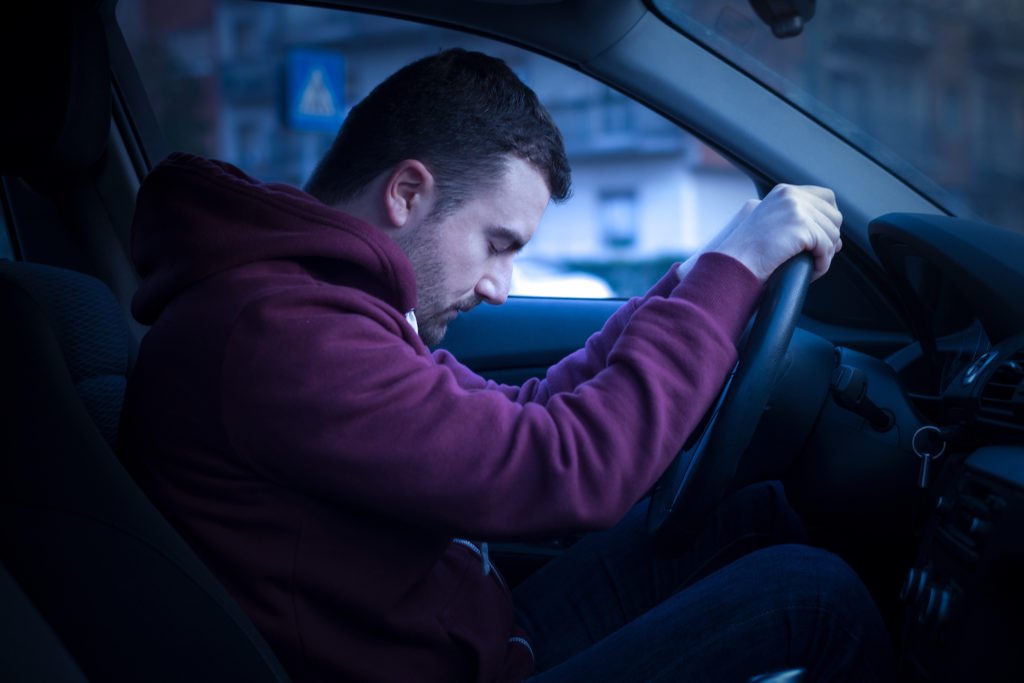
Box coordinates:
[651,0,1024,232]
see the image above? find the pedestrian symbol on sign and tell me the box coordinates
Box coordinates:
[286,49,346,132]
[299,69,337,117]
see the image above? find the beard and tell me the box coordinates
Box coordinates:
[395,218,481,346]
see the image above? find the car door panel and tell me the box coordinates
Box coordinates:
[439,297,620,384]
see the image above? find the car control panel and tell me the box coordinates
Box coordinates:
[900,446,1024,681]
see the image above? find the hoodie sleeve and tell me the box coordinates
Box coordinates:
[220,253,760,538]
[432,263,685,405]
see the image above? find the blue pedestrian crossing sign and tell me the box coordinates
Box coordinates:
[286,49,346,132]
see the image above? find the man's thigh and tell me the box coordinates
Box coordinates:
[513,481,807,672]
[523,544,893,683]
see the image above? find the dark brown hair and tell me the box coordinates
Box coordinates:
[304,48,571,217]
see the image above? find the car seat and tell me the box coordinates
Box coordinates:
[0,270,291,683]
[0,1,290,680]
[0,561,89,682]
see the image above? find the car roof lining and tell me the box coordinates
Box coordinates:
[315,0,647,65]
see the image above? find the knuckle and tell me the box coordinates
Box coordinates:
[774,194,798,214]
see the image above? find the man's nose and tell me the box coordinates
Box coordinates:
[475,261,512,305]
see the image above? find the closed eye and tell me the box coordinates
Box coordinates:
[489,241,520,256]
[486,226,527,257]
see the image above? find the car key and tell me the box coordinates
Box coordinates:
[916,450,934,489]
[912,426,948,489]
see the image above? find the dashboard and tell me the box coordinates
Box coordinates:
[782,213,1024,681]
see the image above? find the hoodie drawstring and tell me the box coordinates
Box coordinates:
[452,538,493,577]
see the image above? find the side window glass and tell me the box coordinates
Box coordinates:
[118,0,755,298]
[0,191,14,260]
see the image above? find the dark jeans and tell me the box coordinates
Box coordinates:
[513,482,893,682]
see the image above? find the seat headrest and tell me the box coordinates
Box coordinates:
[0,1,111,177]
[0,260,134,446]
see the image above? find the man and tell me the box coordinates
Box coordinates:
[120,49,891,681]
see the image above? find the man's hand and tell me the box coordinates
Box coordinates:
[712,184,842,283]
[675,198,759,281]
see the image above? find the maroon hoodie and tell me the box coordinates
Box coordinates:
[119,153,762,682]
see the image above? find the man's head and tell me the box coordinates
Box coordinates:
[305,48,571,344]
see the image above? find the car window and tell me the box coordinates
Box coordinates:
[118,0,755,298]
[0,193,13,260]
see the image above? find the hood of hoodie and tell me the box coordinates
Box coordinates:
[130,153,417,325]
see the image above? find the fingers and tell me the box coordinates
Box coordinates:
[767,184,841,235]
[767,184,839,223]
[711,184,843,283]
[767,184,842,280]
[808,221,837,281]
[794,192,842,279]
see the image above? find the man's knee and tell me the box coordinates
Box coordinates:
[748,546,892,653]
[748,544,871,604]
[732,545,894,680]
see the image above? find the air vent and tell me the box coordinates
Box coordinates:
[978,350,1024,428]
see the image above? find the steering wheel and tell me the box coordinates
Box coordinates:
[647,252,814,539]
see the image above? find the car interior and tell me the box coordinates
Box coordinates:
[1,0,1022,681]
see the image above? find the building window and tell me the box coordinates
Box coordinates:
[233,16,258,60]
[601,91,633,134]
[599,190,638,249]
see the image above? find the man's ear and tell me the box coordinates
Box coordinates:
[384,159,436,228]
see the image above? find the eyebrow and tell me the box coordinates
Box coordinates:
[486,226,528,254]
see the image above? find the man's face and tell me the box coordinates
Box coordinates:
[396,157,551,346]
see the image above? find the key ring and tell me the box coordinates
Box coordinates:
[912,425,948,460]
